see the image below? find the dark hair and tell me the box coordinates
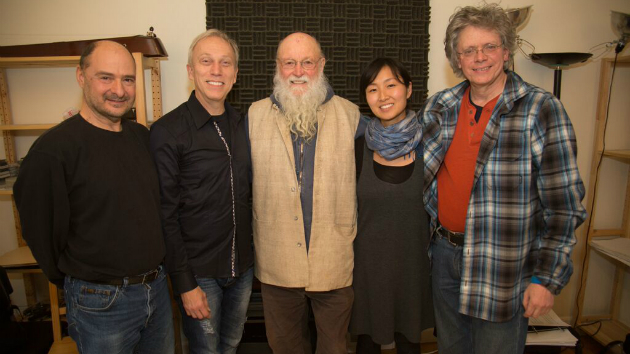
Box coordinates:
[359,58,412,100]
[79,42,99,70]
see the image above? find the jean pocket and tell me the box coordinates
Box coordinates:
[453,248,463,280]
[76,284,120,312]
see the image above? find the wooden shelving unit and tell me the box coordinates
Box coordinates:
[0,124,57,131]
[0,53,166,352]
[575,54,630,345]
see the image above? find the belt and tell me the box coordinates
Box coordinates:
[90,267,161,286]
[435,225,465,247]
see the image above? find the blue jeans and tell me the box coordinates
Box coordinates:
[431,236,528,354]
[178,267,254,354]
[64,266,174,354]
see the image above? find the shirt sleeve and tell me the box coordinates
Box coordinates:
[13,150,69,288]
[531,95,587,295]
[149,124,197,294]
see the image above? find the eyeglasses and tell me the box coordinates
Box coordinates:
[457,43,503,58]
[278,58,321,70]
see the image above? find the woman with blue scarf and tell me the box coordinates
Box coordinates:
[349,58,434,353]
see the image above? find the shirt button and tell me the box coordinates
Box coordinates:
[297,242,302,247]
[294,216,299,221]
[291,187,296,192]
[469,121,474,126]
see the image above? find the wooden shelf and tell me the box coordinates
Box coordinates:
[590,237,630,267]
[0,123,57,131]
[579,319,630,345]
[0,189,13,195]
[0,56,80,68]
[0,246,36,268]
[601,149,630,163]
[575,54,630,348]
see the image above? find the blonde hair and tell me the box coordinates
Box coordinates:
[188,29,239,66]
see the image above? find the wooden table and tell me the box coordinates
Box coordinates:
[0,246,39,305]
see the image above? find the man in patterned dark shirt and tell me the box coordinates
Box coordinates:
[150,29,254,354]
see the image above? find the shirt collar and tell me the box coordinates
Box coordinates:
[186,91,239,130]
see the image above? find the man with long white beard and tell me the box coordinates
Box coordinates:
[248,32,361,354]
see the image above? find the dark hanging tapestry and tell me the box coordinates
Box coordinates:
[205,0,431,115]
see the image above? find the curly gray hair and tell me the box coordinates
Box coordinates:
[444,3,516,78]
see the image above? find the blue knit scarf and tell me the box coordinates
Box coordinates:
[364,110,421,160]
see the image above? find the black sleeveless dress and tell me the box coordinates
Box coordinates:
[349,139,434,344]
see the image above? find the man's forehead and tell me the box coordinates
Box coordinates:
[194,36,235,58]
[278,34,320,58]
[89,43,135,68]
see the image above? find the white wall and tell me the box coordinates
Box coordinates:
[1,0,629,322]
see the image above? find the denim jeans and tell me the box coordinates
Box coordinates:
[64,266,174,354]
[177,267,254,354]
[431,236,528,354]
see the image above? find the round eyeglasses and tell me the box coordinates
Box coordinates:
[457,43,503,59]
[278,58,322,70]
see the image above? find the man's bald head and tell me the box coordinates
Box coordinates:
[276,32,324,61]
[80,40,135,70]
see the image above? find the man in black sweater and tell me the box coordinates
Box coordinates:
[149,29,253,354]
[14,40,173,354]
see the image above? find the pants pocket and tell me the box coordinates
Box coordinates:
[75,284,120,312]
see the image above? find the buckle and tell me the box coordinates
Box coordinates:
[436,225,464,247]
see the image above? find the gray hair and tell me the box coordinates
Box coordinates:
[444,3,516,77]
[188,29,239,66]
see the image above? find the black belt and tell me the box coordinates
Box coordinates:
[90,268,161,286]
[435,225,465,247]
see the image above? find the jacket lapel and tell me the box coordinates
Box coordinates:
[274,105,296,168]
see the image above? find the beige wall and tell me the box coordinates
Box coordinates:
[1,0,629,323]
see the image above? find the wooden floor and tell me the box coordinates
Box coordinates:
[237,332,607,354]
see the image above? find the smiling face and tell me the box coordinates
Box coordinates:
[76,41,136,124]
[457,25,509,94]
[276,33,325,96]
[365,65,412,127]
[187,36,238,115]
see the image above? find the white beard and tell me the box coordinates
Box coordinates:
[272,70,329,142]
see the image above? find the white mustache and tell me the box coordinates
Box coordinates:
[288,75,309,83]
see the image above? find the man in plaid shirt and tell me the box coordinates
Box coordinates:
[421,4,586,353]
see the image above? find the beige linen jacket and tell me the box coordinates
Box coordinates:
[248,95,360,291]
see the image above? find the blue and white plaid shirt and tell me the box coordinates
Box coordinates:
[422,71,586,322]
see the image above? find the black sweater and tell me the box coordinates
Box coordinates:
[13,115,165,287]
